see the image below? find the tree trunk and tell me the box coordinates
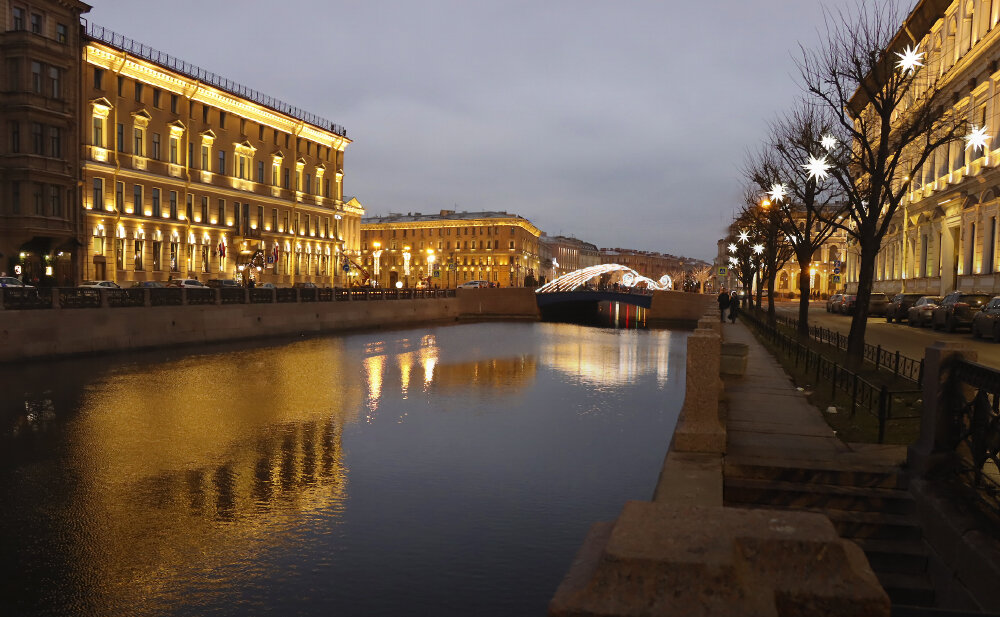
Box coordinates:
[846,239,879,367]
[797,261,811,338]
[754,270,762,309]
[766,270,777,326]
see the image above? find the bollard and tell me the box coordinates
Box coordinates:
[672,328,725,454]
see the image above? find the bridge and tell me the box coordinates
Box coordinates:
[535,290,653,309]
[536,264,673,294]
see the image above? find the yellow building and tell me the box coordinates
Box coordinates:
[360,210,541,287]
[80,24,359,286]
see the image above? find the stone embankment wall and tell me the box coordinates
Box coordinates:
[648,290,714,328]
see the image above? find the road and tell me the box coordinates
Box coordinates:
[769,301,1000,368]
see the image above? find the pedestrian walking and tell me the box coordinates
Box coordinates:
[729,291,739,323]
[717,288,730,322]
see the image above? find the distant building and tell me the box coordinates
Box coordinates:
[598,248,684,281]
[539,235,600,283]
[360,210,541,287]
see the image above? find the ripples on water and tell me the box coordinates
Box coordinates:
[0,322,687,617]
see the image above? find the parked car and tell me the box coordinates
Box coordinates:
[971,297,1000,341]
[168,278,207,288]
[886,293,924,323]
[826,293,843,313]
[840,294,858,314]
[293,282,318,289]
[931,292,991,332]
[258,282,277,289]
[907,296,943,328]
[206,279,239,288]
[458,280,490,289]
[79,280,120,289]
[0,277,34,288]
[131,280,165,288]
[867,293,891,317]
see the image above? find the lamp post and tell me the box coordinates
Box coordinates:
[426,248,435,287]
[372,241,382,287]
[402,246,411,288]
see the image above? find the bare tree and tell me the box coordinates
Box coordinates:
[737,186,794,324]
[798,0,963,363]
[690,264,714,293]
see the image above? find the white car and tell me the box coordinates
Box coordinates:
[0,277,33,288]
[168,279,207,288]
[458,280,490,289]
[79,280,120,289]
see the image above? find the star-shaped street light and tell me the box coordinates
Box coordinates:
[895,44,924,74]
[728,243,738,253]
[966,125,991,152]
[728,256,738,266]
[768,183,788,203]
[737,230,750,243]
[820,134,837,151]
[802,155,832,182]
[752,243,765,255]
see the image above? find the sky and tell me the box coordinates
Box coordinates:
[86,0,856,261]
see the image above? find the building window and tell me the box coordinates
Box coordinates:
[283,168,290,188]
[12,7,25,30]
[133,184,142,213]
[152,241,162,271]
[169,136,178,164]
[49,126,62,156]
[117,75,124,97]
[257,161,264,183]
[186,194,193,221]
[217,150,226,174]
[30,12,41,34]
[169,190,178,219]
[170,94,178,114]
[202,245,210,272]
[305,173,312,194]
[31,122,42,154]
[201,144,209,170]
[115,181,124,212]
[134,82,143,103]
[56,23,66,43]
[218,199,225,225]
[92,177,103,210]
[49,185,62,216]
[93,68,103,90]
[116,239,124,269]
[134,240,144,271]
[272,208,278,231]
[48,67,60,98]
[219,111,226,128]
[283,211,289,233]
[151,133,160,160]
[133,128,144,156]
[8,121,19,153]
[33,183,42,214]
[201,196,208,222]
[235,152,251,180]
[153,88,161,108]
[31,62,41,93]
[152,188,160,217]
[170,242,179,271]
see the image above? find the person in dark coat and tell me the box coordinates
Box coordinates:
[717,288,730,322]
[729,291,739,323]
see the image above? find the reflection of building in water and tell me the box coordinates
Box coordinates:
[65,342,359,615]
[431,356,537,391]
[541,328,679,386]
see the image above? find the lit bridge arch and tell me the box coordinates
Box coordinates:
[536,264,673,293]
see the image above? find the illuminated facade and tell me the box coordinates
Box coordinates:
[360,210,541,287]
[1,2,360,286]
[539,235,600,284]
[598,247,684,281]
[850,0,1000,297]
[81,25,356,286]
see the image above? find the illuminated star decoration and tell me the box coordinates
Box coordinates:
[820,134,837,151]
[737,230,750,243]
[768,183,788,203]
[728,243,738,253]
[728,256,738,265]
[895,44,924,74]
[802,155,832,182]
[965,125,991,151]
[752,244,765,255]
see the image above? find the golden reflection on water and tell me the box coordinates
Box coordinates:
[539,326,676,386]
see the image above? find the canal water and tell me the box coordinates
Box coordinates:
[0,318,687,616]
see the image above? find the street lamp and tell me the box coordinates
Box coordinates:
[402,246,411,288]
[426,249,436,287]
[372,241,382,287]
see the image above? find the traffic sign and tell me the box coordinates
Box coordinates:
[342,263,351,273]
[833,267,840,274]
[448,264,457,271]
[832,275,842,283]
[717,266,728,275]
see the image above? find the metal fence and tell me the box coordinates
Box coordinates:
[1,287,457,310]
[947,359,1000,520]
[772,314,924,385]
[743,311,922,443]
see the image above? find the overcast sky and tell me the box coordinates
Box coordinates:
[88,0,855,260]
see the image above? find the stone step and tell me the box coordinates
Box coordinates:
[724,476,916,515]
[852,537,931,575]
[729,503,924,542]
[725,456,906,489]
[878,572,937,608]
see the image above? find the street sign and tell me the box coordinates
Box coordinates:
[448,264,457,271]
[717,266,728,275]
[433,269,441,278]
[832,275,842,283]
[342,263,351,273]
[833,267,840,274]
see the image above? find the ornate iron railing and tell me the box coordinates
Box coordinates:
[1,287,52,310]
[948,360,1000,519]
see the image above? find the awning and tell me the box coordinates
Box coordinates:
[18,236,54,255]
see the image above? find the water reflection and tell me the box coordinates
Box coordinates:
[0,322,687,617]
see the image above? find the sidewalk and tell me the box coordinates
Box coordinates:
[721,318,907,470]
